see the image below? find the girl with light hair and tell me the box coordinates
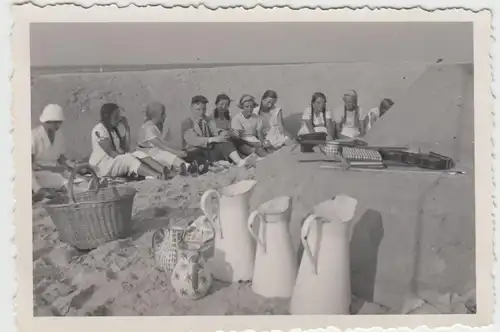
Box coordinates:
[137,101,208,175]
[31,104,75,201]
[230,94,267,157]
[332,89,365,139]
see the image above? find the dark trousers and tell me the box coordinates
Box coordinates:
[231,138,268,157]
[185,141,237,164]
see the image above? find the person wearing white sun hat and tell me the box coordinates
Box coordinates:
[31,104,75,201]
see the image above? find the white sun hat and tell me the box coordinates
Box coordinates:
[39,104,65,123]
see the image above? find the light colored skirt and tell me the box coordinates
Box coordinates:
[297,125,328,136]
[93,153,142,177]
[340,126,361,139]
[136,147,178,168]
[33,170,67,191]
[264,126,289,148]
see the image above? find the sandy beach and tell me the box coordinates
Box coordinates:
[31,62,476,316]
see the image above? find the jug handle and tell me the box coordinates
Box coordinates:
[302,214,319,275]
[200,189,223,239]
[191,252,201,293]
[247,210,266,252]
[152,228,166,251]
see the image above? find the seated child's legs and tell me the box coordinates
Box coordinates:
[138,156,169,179]
[104,153,164,179]
[213,141,238,161]
[254,146,268,157]
[185,148,211,164]
[236,142,255,157]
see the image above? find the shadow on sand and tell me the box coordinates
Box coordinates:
[283,112,303,138]
[350,209,385,308]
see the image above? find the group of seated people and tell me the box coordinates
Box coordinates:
[31,89,394,201]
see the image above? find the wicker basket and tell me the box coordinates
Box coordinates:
[44,164,137,250]
[321,141,342,157]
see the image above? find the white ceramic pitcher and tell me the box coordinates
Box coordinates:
[290,194,358,315]
[200,180,257,283]
[247,196,297,298]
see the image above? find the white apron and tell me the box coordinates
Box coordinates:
[31,125,67,191]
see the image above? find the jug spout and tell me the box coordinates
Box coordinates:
[221,179,257,197]
[258,196,292,222]
[315,194,358,223]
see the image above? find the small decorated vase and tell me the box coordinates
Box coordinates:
[152,223,188,274]
[170,245,213,300]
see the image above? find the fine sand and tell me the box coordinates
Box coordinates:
[31,63,475,316]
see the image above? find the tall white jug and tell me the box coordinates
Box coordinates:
[248,196,297,298]
[200,180,257,283]
[290,194,358,314]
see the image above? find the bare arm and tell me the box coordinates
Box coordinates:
[332,121,340,139]
[326,119,336,140]
[277,110,292,138]
[31,154,43,193]
[230,116,247,138]
[31,154,67,172]
[256,122,266,144]
[57,154,76,170]
[358,119,366,137]
[355,109,365,137]
[119,123,131,152]
[98,138,122,158]
[304,120,314,134]
[149,137,187,158]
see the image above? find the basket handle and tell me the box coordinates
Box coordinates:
[68,163,100,204]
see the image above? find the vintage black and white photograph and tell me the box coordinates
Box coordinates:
[12,5,493,332]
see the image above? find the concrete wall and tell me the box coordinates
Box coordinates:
[30,62,427,160]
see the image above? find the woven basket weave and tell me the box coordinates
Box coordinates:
[44,164,137,250]
[322,144,383,162]
[341,147,383,162]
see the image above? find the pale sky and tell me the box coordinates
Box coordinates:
[30,22,473,67]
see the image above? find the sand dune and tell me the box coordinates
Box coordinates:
[31,62,428,160]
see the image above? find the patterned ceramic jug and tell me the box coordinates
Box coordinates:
[152,219,191,274]
[171,243,213,300]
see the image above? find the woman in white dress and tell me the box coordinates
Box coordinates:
[137,101,201,175]
[297,92,336,139]
[253,90,291,151]
[88,103,168,180]
[31,104,75,201]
